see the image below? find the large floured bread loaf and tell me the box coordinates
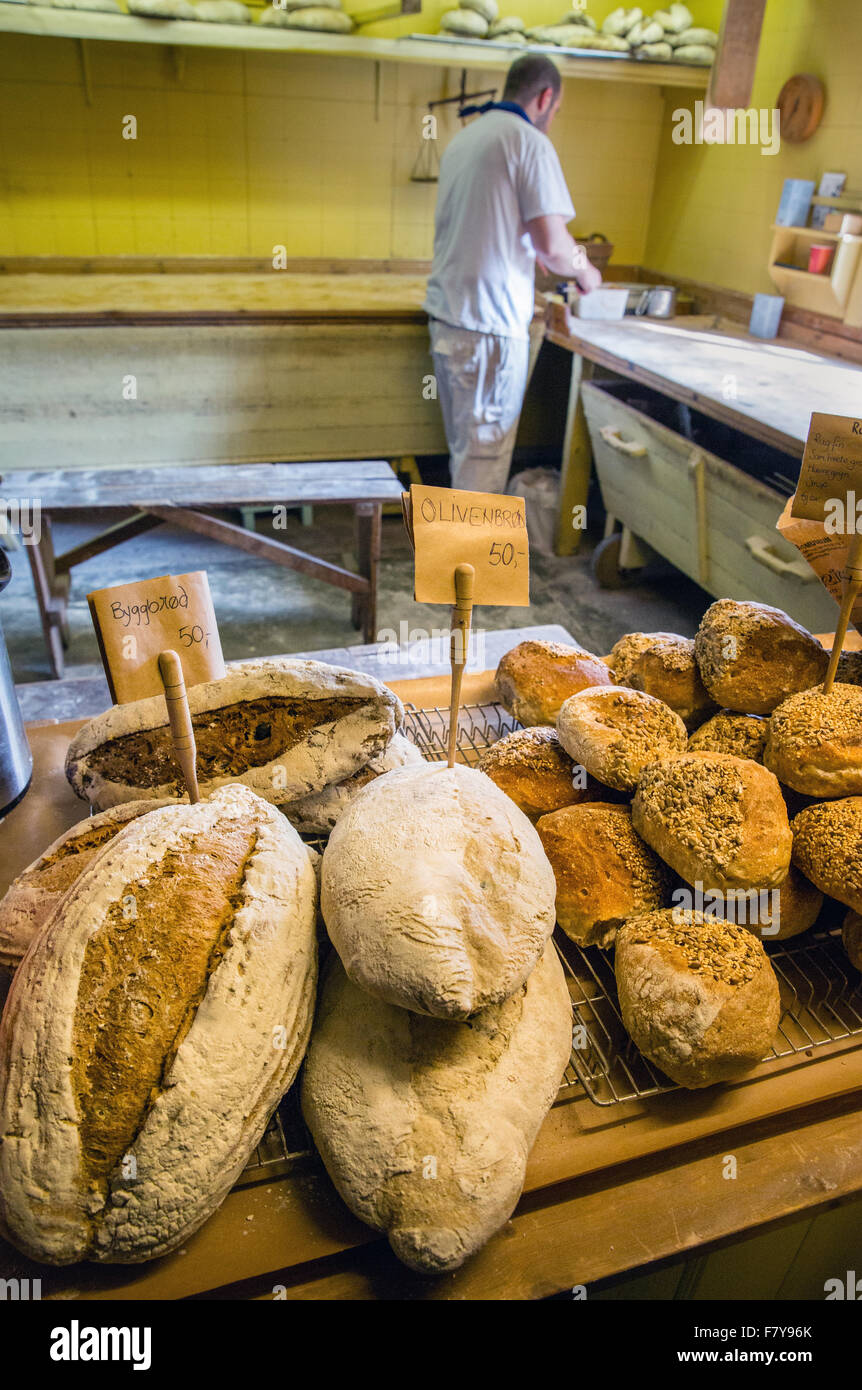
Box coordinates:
[65,657,403,812]
[0,799,173,970]
[321,762,557,1019]
[302,944,572,1273]
[0,784,317,1265]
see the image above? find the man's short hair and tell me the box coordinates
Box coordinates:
[502,55,562,106]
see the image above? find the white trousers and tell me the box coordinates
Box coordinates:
[429,319,530,494]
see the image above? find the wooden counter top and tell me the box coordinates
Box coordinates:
[546,313,862,457]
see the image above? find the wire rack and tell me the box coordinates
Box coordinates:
[235,699,862,1182]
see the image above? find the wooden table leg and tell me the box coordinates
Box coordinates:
[26,515,67,679]
[353,502,381,643]
[555,354,595,557]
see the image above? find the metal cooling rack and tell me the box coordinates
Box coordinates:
[237,699,862,1180]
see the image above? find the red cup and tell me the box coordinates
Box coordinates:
[808,243,834,274]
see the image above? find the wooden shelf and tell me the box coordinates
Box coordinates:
[0,3,710,87]
[771,224,862,243]
[768,221,862,322]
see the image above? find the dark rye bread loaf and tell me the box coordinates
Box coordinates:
[0,784,317,1265]
[65,657,403,812]
[0,800,172,970]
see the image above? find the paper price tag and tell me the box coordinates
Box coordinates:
[404,485,530,606]
[792,412,862,525]
[88,570,225,704]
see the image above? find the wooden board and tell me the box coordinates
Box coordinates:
[0,272,430,323]
[547,316,862,457]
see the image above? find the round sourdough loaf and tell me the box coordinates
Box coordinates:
[764,683,862,796]
[0,784,318,1265]
[536,803,671,947]
[843,910,862,969]
[301,943,572,1273]
[791,797,862,913]
[687,710,768,762]
[495,639,614,726]
[0,799,173,970]
[632,752,792,892]
[556,685,688,791]
[279,733,423,833]
[321,762,557,1019]
[615,910,781,1088]
[607,631,716,728]
[65,657,403,812]
[694,599,828,715]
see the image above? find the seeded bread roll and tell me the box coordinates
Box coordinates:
[694,600,828,715]
[694,862,822,942]
[843,910,862,970]
[0,784,318,1265]
[608,632,716,728]
[477,726,604,821]
[688,710,768,762]
[0,799,173,971]
[632,752,792,892]
[321,763,557,1019]
[536,803,672,947]
[65,657,403,812]
[764,683,862,797]
[495,640,614,727]
[279,733,423,834]
[791,798,862,913]
[615,910,781,1089]
[301,943,571,1274]
[556,686,687,792]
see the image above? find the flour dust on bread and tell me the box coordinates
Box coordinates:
[279,733,423,834]
[301,944,572,1273]
[0,784,317,1265]
[0,799,174,971]
[321,762,557,1019]
[65,657,403,812]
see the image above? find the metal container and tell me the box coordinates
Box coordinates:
[0,550,32,817]
[633,285,677,319]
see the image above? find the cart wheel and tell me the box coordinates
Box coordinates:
[591,533,634,590]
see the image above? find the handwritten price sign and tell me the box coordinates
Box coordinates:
[404,485,530,606]
[88,571,225,704]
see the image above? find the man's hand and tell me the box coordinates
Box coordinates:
[526,214,602,291]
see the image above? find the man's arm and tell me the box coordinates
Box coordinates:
[526,214,602,291]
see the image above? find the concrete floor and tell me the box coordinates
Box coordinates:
[3,504,709,695]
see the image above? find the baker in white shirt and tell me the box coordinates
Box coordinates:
[424,55,600,494]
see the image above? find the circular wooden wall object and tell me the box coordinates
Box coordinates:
[776,74,825,143]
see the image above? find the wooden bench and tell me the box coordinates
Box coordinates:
[4,461,404,678]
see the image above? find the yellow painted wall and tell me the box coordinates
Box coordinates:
[0,0,717,261]
[644,0,862,293]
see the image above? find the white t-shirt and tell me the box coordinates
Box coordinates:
[424,109,575,341]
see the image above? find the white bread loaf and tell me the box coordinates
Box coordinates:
[0,799,173,970]
[65,657,403,812]
[0,784,317,1265]
[321,762,557,1019]
[302,944,572,1273]
[279,732,423,834]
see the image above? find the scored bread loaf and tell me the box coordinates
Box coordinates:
[279,733,423,834]
[694,600,828,715]
[0,784,317,1265]
[321,762,557,1019]
[301,944,572,1273]
[556,685,688,792]
[65,657,403,812]
[0,799,173,971]
[495,639,614,727]
[632,752,792,892]
[536,803,671,948]
[615,910,781,1089]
